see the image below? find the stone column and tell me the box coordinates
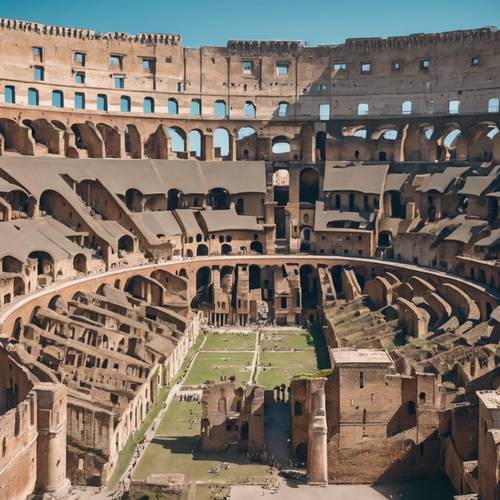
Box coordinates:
[307,378,328,486]
[34,383,71,497]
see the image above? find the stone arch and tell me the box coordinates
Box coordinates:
[0,118,34,155]
[250,240,263,254]
[188,129,203,159]
[165,126,186,158]
[96,123,121,158]
[28,250,54,277]
[124,124,142,159]
[207,188,230,210]
[145,125,169,159]
[197,244,208,256]
[214,127,231,159]
[73,253,87,274]
[118,235,134,253]
[299,167,320,203]
[236,126,257,160]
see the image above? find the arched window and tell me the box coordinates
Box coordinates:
[278,102,288,117]
[51,90,65,108]
[244,101,256,118]
[188,129,202,158]
[488,97,499,113]
[419,392,426,403]
[191,99,201,116]
[214,128,230,157]
[357,103,369,116]
[168,98,178,114]
[143,97,154,113]
[28,88,39,106]
[97,94,108,111]
[236,198,244,214]
[4,85,15,104]
[214,100,227,118]
[120,96,131,112]
[402,100,412,115]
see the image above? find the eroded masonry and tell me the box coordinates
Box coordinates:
[0,17,498,500]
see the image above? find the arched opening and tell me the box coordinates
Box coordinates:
[244,101,256,118]
[250,241,263,254]
[167,98,178,115]
[249,265,261,289]
[214,128,230,158]
[221,243,232,255]
[488,97,500,113]
[6,190,28,213]
[28,88,39,106]
[12,317,23,341]
[235,198,244,214]
[73,253,87,273]
[273,169,290,206]
[300,227,312,252]
[188,129,203,159]
[124,124,141,158]
[52,90,64,108]
[331,265,343,296]
[278,101,289,117]
[272,136,291,155]
[143,97,155,113]
[316,131,326,161]
[167,127,186,155]
[167,189,181,210]
[300,265,318,309]
[402,100,412,115]
[299,168,320,203]
[197,244,208,256]
[120,96,131,112]
[236,127,257,160]
[118,235,134,254]
[214,100,227,118]
[196,267,211,292]
[295,443,308,465]
[125,188,143,212]
[28,251,54,277]
[208,188,230,210]
[190,99,202,116]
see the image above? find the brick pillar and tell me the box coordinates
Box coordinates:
[34,383,70,497]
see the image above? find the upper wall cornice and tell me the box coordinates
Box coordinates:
[0,18,181,45]
[0,17,497,51]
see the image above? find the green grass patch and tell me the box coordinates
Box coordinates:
[133,400,269,483]
[260,330,314,351]
[184,351,253,387]
[257,351,318,389]
[203,331,256,351]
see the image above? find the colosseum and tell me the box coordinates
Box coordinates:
[0,16,498,500]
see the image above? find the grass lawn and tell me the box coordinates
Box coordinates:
[133,400,269,483]
[203,331,256,351]
[183,351,254,387]
[260,330,314,351]
[257,351,318,389]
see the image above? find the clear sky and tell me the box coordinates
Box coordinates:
[1,0,499,47]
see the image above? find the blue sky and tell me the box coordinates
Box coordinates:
[2,0,499,47]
